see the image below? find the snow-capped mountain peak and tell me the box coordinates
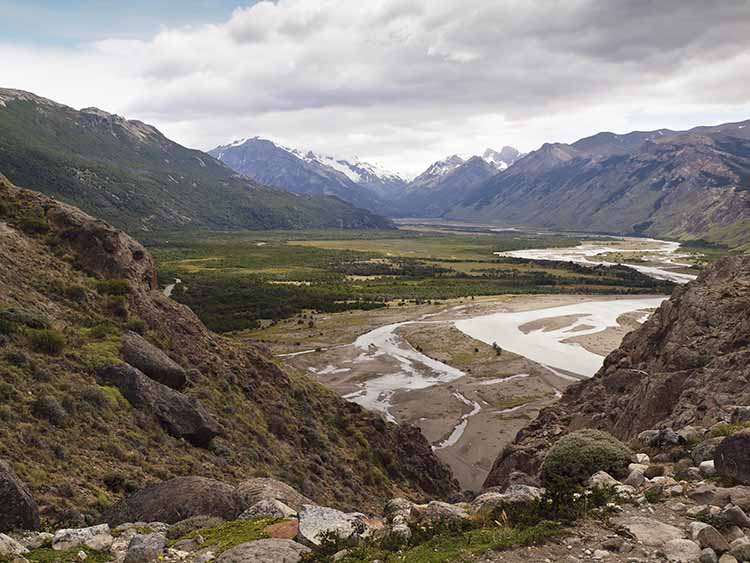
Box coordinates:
[481,146,522,171]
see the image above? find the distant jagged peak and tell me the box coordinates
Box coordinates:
[211,136,407,185]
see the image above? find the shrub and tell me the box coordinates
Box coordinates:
[0,317,15,335]
[95,279,131,296]
[125,318,147,335]
[63,284,88,303]
[89,323,119,340]
[31,394,67,426]
[541,429,634,487]
[28,329,66,355]
[17,214,49,235]
[5,349,28,366]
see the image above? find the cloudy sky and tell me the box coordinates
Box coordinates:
[3,0,750,176]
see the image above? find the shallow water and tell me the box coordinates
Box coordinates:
[455,297,666,377]
[499,238,697,284]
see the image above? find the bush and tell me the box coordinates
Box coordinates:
[31,394,67,426]
[63,284,88,303]
[17,214,49,235]
[95,279,131,296]
[125,318,147,335]
[28,329,66,355]
[541,429,634,487]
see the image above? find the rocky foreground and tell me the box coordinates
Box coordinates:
[4,424,750,562]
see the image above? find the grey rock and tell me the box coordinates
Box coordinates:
[701,548,718,563]
[411,501,469,524]
[52,524,112,551]
[470,485,543,514]
[237,478,312,513]
[588,471,620,490]
[121,331,187,390]
[724,526,746,543]
[123,533,167,563]
[730,537,750,561]
[0,534,28,556]
[97,364,219,447]
[696,525,730,553]
[701,460,717,477]
[239,499,296,520]
[216,539,310,563]
[16,532,52,550]
[297,505,371,547]
[613,516,684,547]
[693,438,725,465]
[716,431,750,485]
[624,470,646,488]
[0,460,40,532]
[730,407,750,425]
[723,505,750,528]
[105,477,244,526]
[662,538,702,562]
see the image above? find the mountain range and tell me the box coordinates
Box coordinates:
[0,89,391,232]
[446,122,750,248]
[210,137,520,216]
[208,137,407,215]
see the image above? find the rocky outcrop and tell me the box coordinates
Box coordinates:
[0,460,40,532]
[97,364,219,447]
[485,255,750,489]
[104,477,245,525]
[121,331,188,390]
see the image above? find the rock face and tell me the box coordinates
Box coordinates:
[613,516,685,547]
[104,477,245,525]
[97,364,219,447]
[0,460,40,532]
[216,539,310,563]
[121,331,187,390]
[52,524,112,551]
[485,256,750,489]
[715,431,750,485]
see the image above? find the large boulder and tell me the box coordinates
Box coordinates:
[0,460,40,532]
[216,539,310,563]
[0,534,28,557]
[121,331,187,390]
[123,533,167,563]
[663,538,702,562]
[237,478,312,512]
[296,505,372,547]
[104,476,245,525]
[715,430,750,485]
[97,364,219,447]
[471,485,543,515]
[613,516,684,547]
[52,524,112,551]
[540,429,634,486]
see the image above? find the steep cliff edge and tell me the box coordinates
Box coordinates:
[0,176,457,527]
[484,254,750,488]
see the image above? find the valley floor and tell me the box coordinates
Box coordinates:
[243,293,659,490]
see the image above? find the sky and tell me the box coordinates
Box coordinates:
[3,0,750,177]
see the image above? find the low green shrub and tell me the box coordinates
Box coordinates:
[27,328,66,355]
[95,279,131,296]
[31,394,67,426]
[541,429,634,487]
[125,318,147,335]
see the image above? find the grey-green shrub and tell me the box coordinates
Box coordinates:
[541,429,634,486]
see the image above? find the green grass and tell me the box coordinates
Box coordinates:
[709,421,750,437]
[170,517,277,554]
[149,229,674,332]
[308,521,562,563]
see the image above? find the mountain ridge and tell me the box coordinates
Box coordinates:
[0,88,392,233]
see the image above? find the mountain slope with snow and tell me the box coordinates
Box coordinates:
[210,137,406,213]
